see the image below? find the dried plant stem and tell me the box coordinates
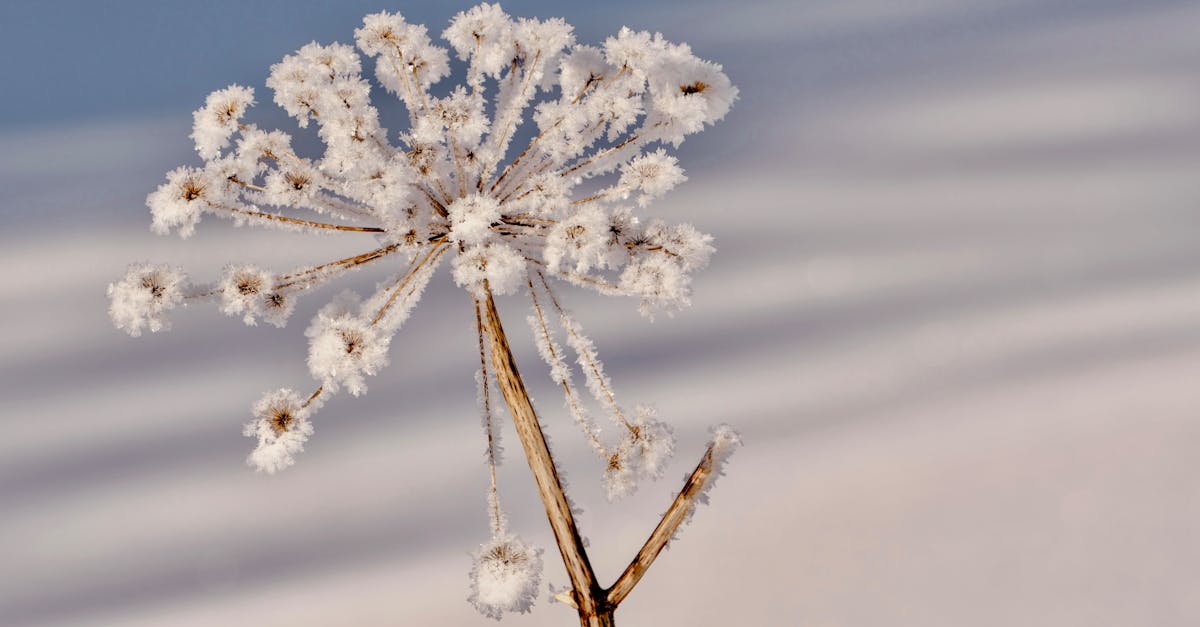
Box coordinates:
[560,134,639,177]
[488,125,547,193]
[481,288,610,626]
[447,133,470,199]
[491,50,543,155]
[474,301,504,533]
[607,438,724,606]
[534,272,633,432]
[301,386,324,409]
[481,287,724,626]
[209,202,385,233]
[276,242,404,288]
[369,241,447,325]
[526,276,608,457]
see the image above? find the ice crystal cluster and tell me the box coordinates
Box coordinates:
[108,4,736,620]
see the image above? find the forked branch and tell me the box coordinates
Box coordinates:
[480,286,737,626]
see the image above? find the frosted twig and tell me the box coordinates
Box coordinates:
[474,300,505,534]
[527,275,608,457]
[606,425,741,607]
[537,272,633,432]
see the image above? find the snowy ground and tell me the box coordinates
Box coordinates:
[3,1,1200,625]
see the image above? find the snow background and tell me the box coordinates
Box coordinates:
[3,0,1200,625]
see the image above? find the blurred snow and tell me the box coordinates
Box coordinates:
[3,1,1200,626]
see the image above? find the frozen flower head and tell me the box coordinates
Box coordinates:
[443,3,515,79]
[260,290,297,329]
[191,85,255,160]
[469,530,543,620]
[111,0,738,496]
[244,388,315,473]
[146,167,213,238]
[543,205,613,274]
[448,193,502,246]
[107,263,187,337]
[218,264,275,325]
[111,6,738,620]
[604,405,676,500]
[453,241,525,297]
[128,4,734,325]
[618,148,687,207]
[306,294,390,396]
[626,405,675,478]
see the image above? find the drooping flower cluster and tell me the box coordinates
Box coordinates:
[107,4,736,620]
[468,528,544,620]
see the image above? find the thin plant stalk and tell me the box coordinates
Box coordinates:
[481,288,610,626]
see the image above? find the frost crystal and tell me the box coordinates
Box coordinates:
[107,263,187,337]
[469,531,544,620]
[217,264,276,326]
[604,406,677,500]
[306,293,390,396]
[244,388,315,473]
[191,85,255,161]
[619,149,687,207]
[453,241,525,297]
[146,167,212,238]
[679,423,742,529]
[449,194,503,246]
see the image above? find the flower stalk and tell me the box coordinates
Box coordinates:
[481,288,609,624]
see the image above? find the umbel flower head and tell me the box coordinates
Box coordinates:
[107,3,737,621]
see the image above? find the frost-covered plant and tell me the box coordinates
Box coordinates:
[108,5,739,625]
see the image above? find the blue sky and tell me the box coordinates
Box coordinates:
[1,0,755,131]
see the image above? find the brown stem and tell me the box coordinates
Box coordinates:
[276,243,404,288]
[605,440,723,607]
[560,134,640,177]
[417,185,450,218]
[369,241,447,326]
[526,276,608,457]
[209,203,384,233]
[492,49,543,156]
[301,386,324,409]
[480,288,610,623]
[473,301,504,533]
[489,126,548,193]
[480,286,727,626]
[534,272,633,432]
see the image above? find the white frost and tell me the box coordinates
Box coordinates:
[468,531,544,620]
[191,84,255,160]
[305,293,391,396]
[107,263,188,337]
[243,388,315,474]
